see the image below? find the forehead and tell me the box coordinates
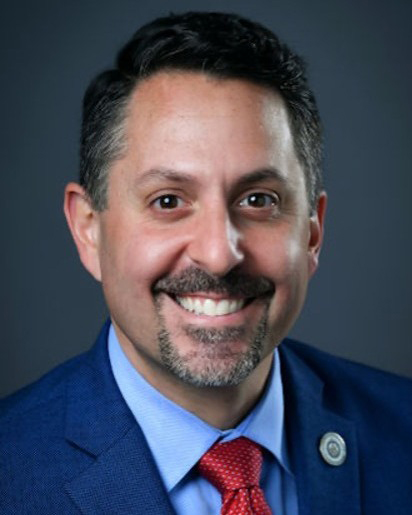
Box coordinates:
[115,71,303,191]
[130,71,282,115]
[126,71,290,141]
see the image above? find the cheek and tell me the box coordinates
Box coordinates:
[102,222,191,290]
[254,229,310,338]
[249,225,308,282]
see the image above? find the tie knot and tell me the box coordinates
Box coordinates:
[198,437,263,493]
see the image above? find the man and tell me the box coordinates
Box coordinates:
[1,11,411,515]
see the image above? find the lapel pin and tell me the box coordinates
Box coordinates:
[319,432,347,466]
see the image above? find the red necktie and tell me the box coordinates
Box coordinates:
[198,437,272,514]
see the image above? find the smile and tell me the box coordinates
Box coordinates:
[175,296,247,317]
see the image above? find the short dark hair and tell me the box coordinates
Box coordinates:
[80,11,323,212]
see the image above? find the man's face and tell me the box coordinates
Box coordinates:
[84,72,324,389]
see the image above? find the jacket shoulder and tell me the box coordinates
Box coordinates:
[0,352,88,424]
[0,346,104,514]
[281,338,412,424]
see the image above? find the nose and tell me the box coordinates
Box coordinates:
[187,206,244,277]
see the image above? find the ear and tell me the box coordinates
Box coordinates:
[308,191,327,277]
[64,182,102,281]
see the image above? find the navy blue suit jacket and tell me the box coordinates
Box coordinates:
[1,321,412,514]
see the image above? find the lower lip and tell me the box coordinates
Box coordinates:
[161,294,268,328]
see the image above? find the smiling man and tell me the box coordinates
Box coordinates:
[66,70,324,431]
[1,11,412,515]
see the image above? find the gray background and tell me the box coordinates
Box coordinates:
[1,0,411,397]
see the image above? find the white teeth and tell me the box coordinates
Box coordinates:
[176,296,245,316]
[229,300,239,313]
[216,299,230,315]
[194,298,203,315]
[203,299,216,316]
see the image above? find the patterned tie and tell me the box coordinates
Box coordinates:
[198,437,272,514]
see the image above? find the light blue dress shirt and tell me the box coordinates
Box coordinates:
[108,324,298,514]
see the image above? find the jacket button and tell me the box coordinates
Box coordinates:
[319,432,347,466]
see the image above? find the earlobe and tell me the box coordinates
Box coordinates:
[308,192,327,277]
[63,182,102,281]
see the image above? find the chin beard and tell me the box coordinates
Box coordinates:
[152,266,274,387]
[157,309,269,388]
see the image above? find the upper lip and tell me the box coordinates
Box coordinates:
[154,282,274,298]
[152,268,275,298]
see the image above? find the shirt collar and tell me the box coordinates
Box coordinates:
[108,324,291,492]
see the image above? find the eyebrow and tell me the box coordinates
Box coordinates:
[137,168,196,185]
[135,166,286,188]
[235,167,287,188]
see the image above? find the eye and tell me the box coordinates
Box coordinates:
[152,194,183,209]
[238,192,279,208]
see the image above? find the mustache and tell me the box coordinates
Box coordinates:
[153,267,274,297]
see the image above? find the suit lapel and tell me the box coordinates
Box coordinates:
[65,424,175,514]
[63,322,175,514]
[280,342,361,515]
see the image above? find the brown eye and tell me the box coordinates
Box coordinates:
[239,192,278,208]
[153,195,182,209]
